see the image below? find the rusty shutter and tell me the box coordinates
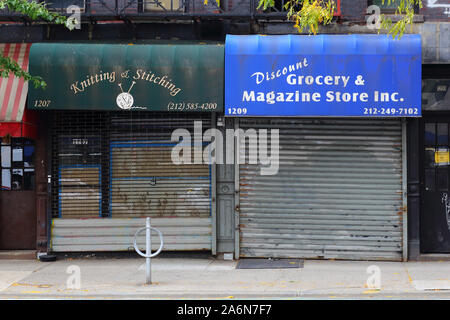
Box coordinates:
[238,118,405,261]
[107,113,213,251]
[109,113,212,219]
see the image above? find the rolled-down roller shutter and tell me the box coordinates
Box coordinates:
[108,114,213,251]
[238,118,405,261]
[109,114,212,219]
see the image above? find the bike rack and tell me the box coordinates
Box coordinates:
[133,217,164,285]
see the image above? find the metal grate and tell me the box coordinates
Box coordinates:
[51,111,212,219]
[109,112,212,218]
[51,111,110,218]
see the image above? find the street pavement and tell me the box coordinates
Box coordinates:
[0,257,450,299]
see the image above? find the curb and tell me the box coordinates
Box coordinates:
[2,290,450,299]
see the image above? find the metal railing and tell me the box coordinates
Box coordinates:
[0,0,242,20]
[0,0,340,22]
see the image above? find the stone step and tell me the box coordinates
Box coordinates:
[0,250,36,260]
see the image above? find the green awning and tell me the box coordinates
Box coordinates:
[28,43,224,112]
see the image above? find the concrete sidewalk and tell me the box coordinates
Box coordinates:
[0,257,450,299]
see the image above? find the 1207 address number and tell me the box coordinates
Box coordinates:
[33,100,51,107]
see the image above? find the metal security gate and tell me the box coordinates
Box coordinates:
[110,113,212,218]
[237,118,406,261]
[108,113,214,251]
[51,111,214,252]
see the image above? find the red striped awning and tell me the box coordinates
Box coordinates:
[0,43,31,122]
[0,109,38,139]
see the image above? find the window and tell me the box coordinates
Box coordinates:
[260,0,340,16]
[370,0,419,13]
[144,0,183,12]
[424,121,450,192]
[1,137,35,191]
[422,79,450,111]
[273,0,289,12]
[372,0,398,10]
[46,0,86,13]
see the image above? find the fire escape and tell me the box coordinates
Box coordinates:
[0,0,341,22]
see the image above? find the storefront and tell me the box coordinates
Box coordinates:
[28,42,223,253]
[225,34,422,261]
[0,43,41,252]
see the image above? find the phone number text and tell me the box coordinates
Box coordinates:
[168,102,218,111]
[363,107,419,115]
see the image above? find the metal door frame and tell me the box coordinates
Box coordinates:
[402,118,408,261]
[234,118,240,259]
[211,112,217,255]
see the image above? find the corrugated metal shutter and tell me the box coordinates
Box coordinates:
[109,113,212,219]
[51,217,212,252]
[59,167,101,218]
[238,118,404,261]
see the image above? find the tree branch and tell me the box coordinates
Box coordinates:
[0,0,77,89]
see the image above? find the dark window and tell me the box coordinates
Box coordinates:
[425,168,436,192]
[1,137,35,191]
[424,121,450,193]
[144,0,183,12]
[422,79,450,111]
[425,123,436,146]
[425,147,436,168]
[370,0,419,13]
[273,0,289,12]
[260,0,302,13]
[437,168,449,191]
[437,123,449,146]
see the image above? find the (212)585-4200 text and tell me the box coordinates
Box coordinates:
[168,102,218,111]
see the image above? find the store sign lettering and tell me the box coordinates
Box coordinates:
[225,35,422,117]
[242,69,406,105]
[70,71,116,93]
[70,69,181,97]
[67,68,183,110]
[227,57,420,117]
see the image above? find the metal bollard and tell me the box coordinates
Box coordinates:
[133,217,164,284]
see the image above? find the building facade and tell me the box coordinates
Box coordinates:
[0,0,449,261]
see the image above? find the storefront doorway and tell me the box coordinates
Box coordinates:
[0,137,36,250]
[27,42,224,254]
[421,115,450,253]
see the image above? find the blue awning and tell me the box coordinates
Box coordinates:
[225,34,422,117]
